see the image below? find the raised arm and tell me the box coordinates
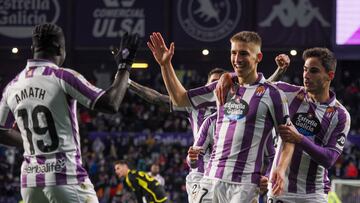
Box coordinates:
[147,32,190,107]
[95,33,140,113]
[267,54,290,82]
[129,79,170,108]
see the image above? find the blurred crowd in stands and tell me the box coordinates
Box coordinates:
[0,65,360,202]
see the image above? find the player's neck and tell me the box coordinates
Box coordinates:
[237,72,258,86]
[307,88,330,103]
[33,52,56,64]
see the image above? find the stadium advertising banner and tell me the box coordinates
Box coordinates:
[0,0,67,46]
[257,0,332,48]
[172,0,254,48]
[74,0,164,48]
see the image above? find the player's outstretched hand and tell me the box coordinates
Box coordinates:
[147,32,174,66]
[271,167,285,196]
[215,73,235,105]
[114,32,141,71]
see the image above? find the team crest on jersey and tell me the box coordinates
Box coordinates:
[292,113,321,137]
[336,133,346,148]
[255,85,266,96]
[223,97,249,121]
[325,106,336,118]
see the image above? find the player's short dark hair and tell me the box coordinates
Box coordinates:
[208,68,227,80]
[230,31,262,47]
[114,160,128,166]
[302,47,337,73]
[32,23,65,54]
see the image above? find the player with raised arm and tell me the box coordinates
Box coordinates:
[217,47,351,202]
[128,68,227,203]
[0,23,140,203]
[147,31,294,202]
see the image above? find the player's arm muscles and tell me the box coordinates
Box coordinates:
[94,69,129,113]
[0,128,23,148]
[129,80,170,108]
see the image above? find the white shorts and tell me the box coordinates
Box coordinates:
[267,193,328,203]
[186,172,204,203]
[194,177,260,203]
[21,180,98,203]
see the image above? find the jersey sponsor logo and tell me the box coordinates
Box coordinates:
[224,97,249,121]
[91,0,145,38]
[336,133,346,148]
[23,158,65,174]
[177,0,241,42]
[292,113,320,137]
[0,0,61,38]
[259,0,330,28]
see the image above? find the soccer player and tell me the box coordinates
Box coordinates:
[217,47,351,202]
[114,160,168,203]
[148,163,165,186]
[188,113,276,202]
[268,47,351,202]
[147,31,294,202]
[128,68,227,203]
[0,23,140,202]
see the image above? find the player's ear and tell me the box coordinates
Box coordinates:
[257,52,263,63]
[328,71,335,81]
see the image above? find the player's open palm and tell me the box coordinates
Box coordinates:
[147,32,174,66]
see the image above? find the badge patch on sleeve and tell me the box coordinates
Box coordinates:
[336,133,346,148]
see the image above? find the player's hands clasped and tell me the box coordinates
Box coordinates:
[114,32,141,71]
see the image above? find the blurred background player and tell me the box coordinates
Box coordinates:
[114,160,168,203]
[148,163,165,186]
[0,23,140,203]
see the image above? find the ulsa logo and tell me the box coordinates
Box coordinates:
[177,0,241,42]
[259,0,330,27]
[0,0,61,38]
[92,0,144,38]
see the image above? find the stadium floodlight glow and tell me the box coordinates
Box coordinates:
[290,49,297,56]
[202,49,209,56]
[131,63,148,69]
[12,47,19,54]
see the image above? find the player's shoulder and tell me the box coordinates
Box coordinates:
[334,100,350,118]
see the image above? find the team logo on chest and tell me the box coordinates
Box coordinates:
[325,106,336,118]
[255,85,266,97]
[223,96,249,121]
[292,113,321,137]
